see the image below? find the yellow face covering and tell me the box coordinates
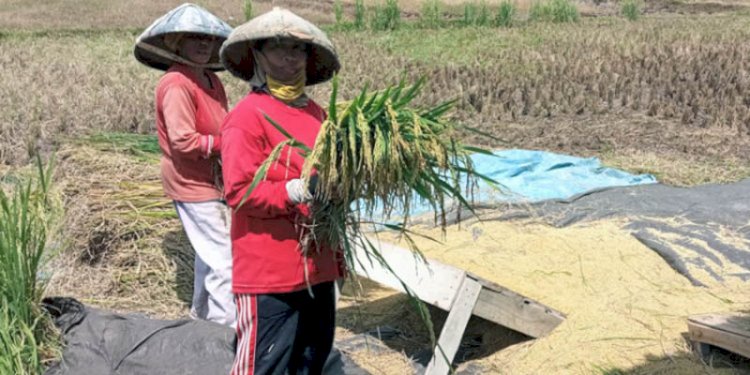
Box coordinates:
[266,70,306,104]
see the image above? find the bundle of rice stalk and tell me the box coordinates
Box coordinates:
[242,76,497,274]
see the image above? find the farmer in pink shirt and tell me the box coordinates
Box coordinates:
[134,3,235,327]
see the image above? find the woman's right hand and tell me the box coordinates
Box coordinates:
[286,175,318,204]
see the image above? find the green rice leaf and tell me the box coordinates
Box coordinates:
[263,114,312,154]
[235,140,291,211]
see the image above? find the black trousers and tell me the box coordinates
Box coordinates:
[233,282,336,375]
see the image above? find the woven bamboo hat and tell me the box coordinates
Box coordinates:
[220,7,340,85]
[134,3,232,71]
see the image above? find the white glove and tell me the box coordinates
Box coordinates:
[286,176,318,204]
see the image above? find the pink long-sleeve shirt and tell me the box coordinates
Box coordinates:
[155,64,227,202]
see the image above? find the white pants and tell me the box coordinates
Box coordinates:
[174,200,236,327]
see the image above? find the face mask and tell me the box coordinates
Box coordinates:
[266,68,306,104]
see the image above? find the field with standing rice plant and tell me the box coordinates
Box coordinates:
[0,159,61,374]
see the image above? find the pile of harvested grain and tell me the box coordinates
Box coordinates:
[375,217,749,374]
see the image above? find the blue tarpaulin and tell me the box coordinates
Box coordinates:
[471,149,657,203]
[364,149,657,220]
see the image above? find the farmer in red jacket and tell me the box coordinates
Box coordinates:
[134,4,236,327]
[219,7,344,375]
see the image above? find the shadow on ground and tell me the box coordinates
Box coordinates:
[338,283,750,374]
[598,347,750,375]
[161,228,194,306]
[337,283,532,369]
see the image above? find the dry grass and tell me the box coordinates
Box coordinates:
[353,17,750,132]
[0,0,349,30]
[0,31,156,165]
[0,0,242,30]
[494,114,750,186]
[0,0,745,32]
[4,8,750,183]
[44,141,192,318]
[330,17,750,185]
[3,0,744,32]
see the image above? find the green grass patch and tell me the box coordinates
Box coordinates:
[334,0,344,25]
[463,1,493,27]
[420,0,443,29]
[354,0,366,30]
[243,0,253,21]
[495,1,517,27]
[354,25,552,66]
[0,158,60,374]
[370,0,401,31]
[529,0,580,23]
[620,0,643,21]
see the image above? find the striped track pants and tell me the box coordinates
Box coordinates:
[231,282,336,375]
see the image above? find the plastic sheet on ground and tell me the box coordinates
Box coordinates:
[42,297,368,375]
[494,178,750,286]
[365,149,657,221]
[468,149,657,203]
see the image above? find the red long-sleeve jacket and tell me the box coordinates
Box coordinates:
[221,92,344,294]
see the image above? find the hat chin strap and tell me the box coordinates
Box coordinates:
[138,41,223,70]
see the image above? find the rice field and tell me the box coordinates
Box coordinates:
[2,0,750,373]
[3,7,750,182]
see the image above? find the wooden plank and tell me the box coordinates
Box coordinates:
[352,238,566,338]
[352,239,467,310]
[425,277,483,375]
[472,276,566,338]
[688,314,750,339]
[688,314,750,359]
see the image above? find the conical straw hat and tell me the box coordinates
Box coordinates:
[134,3,232,71]
[220,7,340,85]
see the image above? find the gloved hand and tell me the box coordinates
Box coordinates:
[286,175,318,204]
